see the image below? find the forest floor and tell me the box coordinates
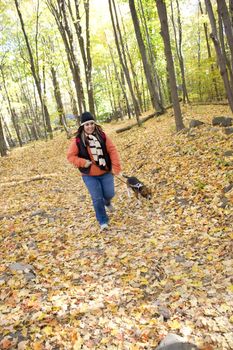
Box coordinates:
[0,104,233,350]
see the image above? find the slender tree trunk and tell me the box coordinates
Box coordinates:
[0,114,7,156]
[1,114,15,148]
[199,0,220,100]
[47,0,86,115]
[109,0,141,125]
[205,0,233,111]
[107,41,132,119]
[230,0,233,25]
[0,66,23,146]
[118,3,143,111]
[217,0,233,75]
[67,0,95,116]
[50,65,69,135]
[129,0,163,114]
[156,0,184,131]
[137,0,162,105]
[14,0,53,139]
[170,0,189,103]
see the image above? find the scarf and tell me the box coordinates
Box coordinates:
[87,134,106,167]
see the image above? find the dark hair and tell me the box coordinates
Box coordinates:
[76,123,104,141]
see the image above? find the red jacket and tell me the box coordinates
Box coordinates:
[67,134,121,176]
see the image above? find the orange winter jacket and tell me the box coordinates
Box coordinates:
[67,134,122,176]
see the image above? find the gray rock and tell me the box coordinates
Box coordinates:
[156,333,198,350]
[189,119,204,128]
[224,127,233,135]
[24,272,36,281]
[212,116,233,127]
[9,262,33,272]
[223,183,233,193]
[224,150,233,157]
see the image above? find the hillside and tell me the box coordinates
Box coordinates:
[0,105,232,350]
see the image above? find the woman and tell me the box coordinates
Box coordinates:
[67,112,122,230]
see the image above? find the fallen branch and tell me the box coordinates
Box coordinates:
[115,102,178,134]
[0,174,59,189]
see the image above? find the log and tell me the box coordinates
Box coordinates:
[116,113,156,133]
[0,174,58,189]
[115,101,178,134]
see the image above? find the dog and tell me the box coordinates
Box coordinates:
[122,174,152,199]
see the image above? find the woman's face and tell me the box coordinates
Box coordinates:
[84,122,95,135]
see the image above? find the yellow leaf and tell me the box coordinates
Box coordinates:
[43,326,53,336]
[229,315,233,324]
[228,285,233,292]
[149,238,157,245]
[169,319,181,330]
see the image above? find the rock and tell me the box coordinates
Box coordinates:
[156,333,198,350]
[9,262,33,273]
[24,272,36,281]
[212,116,233,127]
[30,209,47,217]
[223,183,233,193]
[224,150,233,157]
[158,306,171,320]
[218,195,229,208]
[189,119,204,128]
[224,127,233,135]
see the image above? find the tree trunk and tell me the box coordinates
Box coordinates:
[199,0,220,100]
[216,0,233,77]
[156,0,184,131]
[107,41,132,119]
[67,0,95,116]
[170,0,189,103]
[47,0,86,115]
[50,65,69,135]
[109,0,141,125]
[205,0,233,112]
[1,114,15,148]
[129,0,163,114]
[0,114,7,156]
[14,0,53,139]
[230,0,233,25]
[137,0,163,106]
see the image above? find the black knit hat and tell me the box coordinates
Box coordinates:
[80,112,95,126]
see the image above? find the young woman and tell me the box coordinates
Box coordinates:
[67,112,122,230]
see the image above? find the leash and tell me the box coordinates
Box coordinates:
[114,174,127,185]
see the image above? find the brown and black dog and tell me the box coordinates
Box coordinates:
[122,175,152,199]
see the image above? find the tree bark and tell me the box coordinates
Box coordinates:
[216,0,233,76]
[129,0,163,113]
[14,0,53,139]
[199,0,220,100]
[50,65,69,135]
[170,0,189,103]
[156,0,184,131]
[109,0,141,125]
[47,0,86,115]
[205,0,233,112]
[67,0,95,116]
[0,114,7,156]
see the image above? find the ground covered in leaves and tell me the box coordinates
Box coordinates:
[0,105,233,350]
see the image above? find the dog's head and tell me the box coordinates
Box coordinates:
[140,186,152,199]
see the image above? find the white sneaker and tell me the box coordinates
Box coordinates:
[100,223,108,230]
[105,204,115,212]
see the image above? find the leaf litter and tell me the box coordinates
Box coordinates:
[0,105,232,349]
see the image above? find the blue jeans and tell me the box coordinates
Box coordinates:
[82,173,115,225]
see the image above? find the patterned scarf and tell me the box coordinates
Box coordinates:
[87,134,106,168]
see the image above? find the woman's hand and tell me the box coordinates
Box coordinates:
[84,160,92,168]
